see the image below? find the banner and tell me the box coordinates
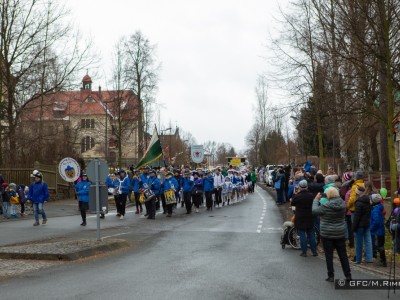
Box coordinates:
[59,157,81,182]
[136,126,163,169]
[191,145,204,164]
[230,157,242,166]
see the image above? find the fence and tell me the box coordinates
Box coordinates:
[0,162,74,200]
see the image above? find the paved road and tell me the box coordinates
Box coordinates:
[0,187,391,300]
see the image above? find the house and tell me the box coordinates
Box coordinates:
[19,75,139,166]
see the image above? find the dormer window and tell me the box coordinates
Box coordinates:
[85,96,94,103]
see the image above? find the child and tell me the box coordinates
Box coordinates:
[370,194,386,267]
[221,176,233,206]
[17,184,26,217]
[9,183,19,218]
[1,182,10,218]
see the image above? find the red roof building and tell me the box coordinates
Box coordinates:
[19,75,139,166]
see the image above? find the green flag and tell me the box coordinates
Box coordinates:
[136,126,163,169]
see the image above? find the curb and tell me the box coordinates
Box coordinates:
[0,239,130,261]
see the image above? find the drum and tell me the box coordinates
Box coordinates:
[108,188,115,195]
[164,189,176,205]
[143,188,155,202]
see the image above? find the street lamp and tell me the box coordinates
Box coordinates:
[290,116,304,160]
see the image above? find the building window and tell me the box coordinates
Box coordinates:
[81,136,95,153]
[81,119,95,129]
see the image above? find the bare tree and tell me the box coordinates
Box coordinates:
[0,0,93,166]
[122,31,159,158]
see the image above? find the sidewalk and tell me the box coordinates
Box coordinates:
[257,182,396,279]
[0,197,134,223]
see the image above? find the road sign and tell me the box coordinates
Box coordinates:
[86,159,109,241]
[58,157,80,182]
[86,159,108,183]
[230,157,242,166]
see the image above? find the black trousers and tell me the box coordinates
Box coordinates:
[134,192,142,211]
[214,188,222,205]
[322,237,351,278]
[114,195,119,213]
[183,192,192,213]
[205,191,213,209]
[144,200,150,215]
[161,193,166,212]
[116,194,127,216]
[148,198,156,218]
[372,235,386,263]
[20,202,25,214]
[167,204,173,215]
[192,192,202,208]
[79,201,89,222]
[345,215,354,247]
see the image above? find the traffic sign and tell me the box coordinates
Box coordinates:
[86,159,108,183]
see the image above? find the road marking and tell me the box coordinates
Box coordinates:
[102,231,131,239]
[259,220,263,224]
[260,216,264,220]
[262,213,265,216]
[256,230,261,233]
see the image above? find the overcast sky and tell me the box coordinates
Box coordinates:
[68,0,289,153]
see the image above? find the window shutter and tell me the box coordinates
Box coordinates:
[91,119,95,128]
[81,119,85,128]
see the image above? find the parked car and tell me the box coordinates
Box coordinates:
[267,170,275,186]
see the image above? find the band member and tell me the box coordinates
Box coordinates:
[148,170,160,220]
[116,169,130,220]
[204,170,215,210]
[163,172,178,217]
[192,172,204,213]
[213,168,224,207]
[132,170,142,214]
[174,169,182,204]
[75,172,90,226]
[139,166,151,216]
[181,170,194,214]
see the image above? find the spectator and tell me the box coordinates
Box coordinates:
[370,194,386,267]
[352,186,373,264]
[312,187,352,282]
[291,180,317,257]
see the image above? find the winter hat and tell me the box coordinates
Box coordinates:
[298,180,308,190]
[1,182,8,188]
[119,169,126,174]
[9,183,16,189]
[325,175,336,184]
[31,170,43,178]
[342,172,353,182]
[370,194,382,204]
[355,171,363,180]
[356,186,366,196]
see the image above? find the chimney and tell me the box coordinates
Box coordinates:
[99,85,102,93]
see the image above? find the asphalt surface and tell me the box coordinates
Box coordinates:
[0,187,393,300]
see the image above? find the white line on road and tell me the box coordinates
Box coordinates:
[257,225,262,229]
[256,230,261,233]
[102,231,131,239]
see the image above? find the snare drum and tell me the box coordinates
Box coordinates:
[164,189,177,205]
[143,188,155,202]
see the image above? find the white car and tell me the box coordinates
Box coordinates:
[267,170,275,186]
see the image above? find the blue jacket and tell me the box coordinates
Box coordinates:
[370,203,385,236]
[193,178,204,192]
[75,180,91,203]
[181,177,194,193]
[131,177,140,193]
[288,179,302,199]
[106,176,113,188]
[203,175,214,192]
[27,181,49,204]
[148,176,161,196]
[163,177,178,191]
[139,173,150,189]
[116,176,130,195]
